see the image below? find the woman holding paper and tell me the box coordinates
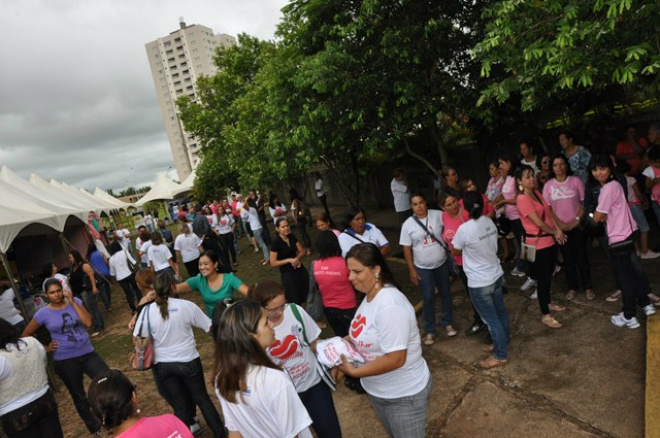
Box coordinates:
[339,243,431,438]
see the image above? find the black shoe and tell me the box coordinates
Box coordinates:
[465,322,487,336]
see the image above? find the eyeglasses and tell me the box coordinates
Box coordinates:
[263,302,287,314]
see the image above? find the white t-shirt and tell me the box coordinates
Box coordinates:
[0,337,49,416]
[115,228,131,249]
[246,207,262,231]
[109,250,136,281]
[41,273,71,294]
[267,305,321,393]
[452,217,503,288]
[269,204,287,220]
[215,214,234,235]
[147,244,172,271]
[315,178,325,198]
[174,234,203,263]
[349,286,429,399]
[391,178,410,212]
[0,288,23,325]
[338,223,390,257]
[520,157,540,175]
[216,366,313,438]
[136,238,152,265]
[133,299,211,364]
[399,210,447,269]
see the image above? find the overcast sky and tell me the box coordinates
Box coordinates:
[0,0,288,193]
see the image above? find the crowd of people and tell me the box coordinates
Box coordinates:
[2,124,660,438]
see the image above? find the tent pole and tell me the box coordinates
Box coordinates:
[59,233,73,270]
[0,251,30,322]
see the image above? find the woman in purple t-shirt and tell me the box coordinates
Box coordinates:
[542,154,594,301]
[589,155,656,329]
[22,278,110,435]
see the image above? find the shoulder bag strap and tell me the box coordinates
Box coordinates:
[343,229,365,243]
[289,303,309,346]
[412,215,445,249]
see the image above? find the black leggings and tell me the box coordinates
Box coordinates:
[281,268,310,305]
[532,245,557,315]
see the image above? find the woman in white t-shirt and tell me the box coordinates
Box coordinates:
[452,191,510,369]
[135,273,224,437]
[215,203,238,267]
[249,280,342,438]
[173,223,203,278]
[147,231,179,277]
[213,299,313,438]
[246,198,270,265]
[338,243,431,438]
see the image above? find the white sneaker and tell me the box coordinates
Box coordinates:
[520,277,537,291]
[610,312,640,329]
[641,250,660,259]
[190,423,202,436]
[552,265,561,276]
[643,304,657,316]
[529,289,538,299]
[511,267,525,277]
[423,334,435,345]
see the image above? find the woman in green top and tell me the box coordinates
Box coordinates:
[176,250,248,316]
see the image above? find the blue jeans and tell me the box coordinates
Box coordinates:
[651,201,660,227]
[152,357,226,438]
[96,280,111,310]
[368,375,432,438]
[298,380,343,438]
[53,352,109,434]
[253,228,270,260]
[417,261,452,335]
[468,275,509,360]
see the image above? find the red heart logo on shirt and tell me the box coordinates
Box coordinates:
[351,314,367,338]
[268,335,299,360]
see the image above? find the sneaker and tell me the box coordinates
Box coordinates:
[552,264,561,276]
[529,290,538,299]
[643,304,657,316]
[190,423,202,436]
[520,277,537,291]
[511,267,525,277]
[445,325,457,337]
[423,334,435,345]
[610,312,640,329]
[641,250,660,259]
[254,247,259,253]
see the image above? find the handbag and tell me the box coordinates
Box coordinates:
[412,215,459,277]
[125,249,139,274]
[306,261,325,321]
[130,304,154,371]
[521,239,537,263]
[289,304,336,391]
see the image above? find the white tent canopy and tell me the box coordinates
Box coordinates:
[178,168,196,193]
[92,187,133,210]
[29,173,105,216]
[135,173,185,206]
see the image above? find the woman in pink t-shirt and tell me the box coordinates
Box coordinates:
[542,154,593,301]
[589,155,656,328]
[88,370,193,438]
[516,165,568,329]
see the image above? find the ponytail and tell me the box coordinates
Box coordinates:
[153,272,175,320]
[462,191,483,220]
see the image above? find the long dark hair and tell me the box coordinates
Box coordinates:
[316,230,342,259]
[463,191,484,220]
[153,272,175,320]
[345,243,398,289]
[201,250,223,272]
[498,152,518,177]
[343,205,366,230]
[88,370,136,431]
[588,154,616,185]
[70,249,85,266]
[514,164,535,194]
[0,319,22,351]
[214,299,280,403]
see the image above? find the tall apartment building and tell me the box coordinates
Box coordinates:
[146,20,236,181]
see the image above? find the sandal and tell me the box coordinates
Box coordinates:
[542,315,562,329]
[479,356,509,369]
[565,290,576,300]
[606,290,621,302]
[585,289,595,301]
[548,303,566,312]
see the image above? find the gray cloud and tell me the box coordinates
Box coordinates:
[0,0,287,192]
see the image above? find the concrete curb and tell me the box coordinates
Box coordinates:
[647,314,659,438]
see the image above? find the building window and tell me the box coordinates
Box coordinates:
[164,41,171,47]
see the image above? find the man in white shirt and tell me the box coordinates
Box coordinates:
[315,172,332,219]
[391,168,412,225]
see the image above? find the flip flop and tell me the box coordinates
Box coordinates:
[542,316,562,329]
[480,356,509,369]
[549,303,566,312]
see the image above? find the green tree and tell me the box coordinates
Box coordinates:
[473,0,660,112]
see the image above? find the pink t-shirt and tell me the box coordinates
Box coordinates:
[116,414,193,438]
[313,257,358,309]
[501,176,520,220]
[517,192,555,250]
[542,176,584,223]
[441,209,469,266]
[596,180,637,244]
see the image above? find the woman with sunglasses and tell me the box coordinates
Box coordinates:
[249,279,342,438]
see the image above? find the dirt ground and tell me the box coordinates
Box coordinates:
[50,206,650,438]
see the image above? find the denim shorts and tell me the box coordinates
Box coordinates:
[629,204,649,233]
